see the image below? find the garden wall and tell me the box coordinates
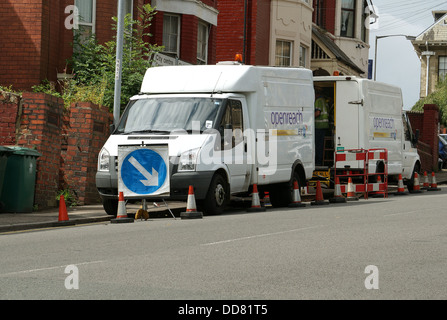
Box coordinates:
[0,91,111,210]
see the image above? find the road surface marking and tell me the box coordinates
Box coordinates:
[201,225,324,246]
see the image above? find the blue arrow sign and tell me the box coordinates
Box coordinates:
[120,148,168,195]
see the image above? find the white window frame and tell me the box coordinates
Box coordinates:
[75,0,96,35]
[439,56,447,81]
[163,14,181,56]
[275,40,293,67]
[340,0,356,38]
[197,21,209,65]
[299,45,307,67]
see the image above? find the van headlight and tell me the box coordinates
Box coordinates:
[178,148,200,172]
[98,148,110,172]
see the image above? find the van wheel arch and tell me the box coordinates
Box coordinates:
[406,161,421,190]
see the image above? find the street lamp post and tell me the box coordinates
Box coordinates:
[113,0,126,128]
[374,34,416,81]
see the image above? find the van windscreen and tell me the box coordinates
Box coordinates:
[116,97,223,134]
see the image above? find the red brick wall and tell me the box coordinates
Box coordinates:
[61,102,112,205]
[0,91,112,209]
[16,93,65,208]
[0,0,44,90]
[216,0,246,63]
[313,0,336,34]
[216,0,270,65]
[252,0,270,65]
[0,92,21,145]
[0,0,120,91]
[181,15,199,64]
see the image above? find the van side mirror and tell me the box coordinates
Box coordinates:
[110,123,116,134]
[413,129,419,145]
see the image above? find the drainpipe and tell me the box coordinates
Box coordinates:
[243,0,247,64]
[422,41,436,97]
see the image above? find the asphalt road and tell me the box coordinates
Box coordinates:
[0,187,446,302]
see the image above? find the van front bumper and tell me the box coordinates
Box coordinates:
[96,170,214,201]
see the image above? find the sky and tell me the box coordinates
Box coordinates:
[368,0,447,110]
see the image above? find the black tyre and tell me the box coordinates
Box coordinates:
[102,198,118,216]
[406,163,420,191]
[270,171,301,207]
[202,173,229,215]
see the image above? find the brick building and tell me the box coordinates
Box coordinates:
[412,10,447,98]
[216,0,313,67]
[0,0,218,91]
[311,0,370,77]
[148,0,218,65]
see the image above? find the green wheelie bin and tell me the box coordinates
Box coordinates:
[0,146,13,212]
[0,147,41,213]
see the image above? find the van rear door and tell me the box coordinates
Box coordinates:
[335,80,361,151]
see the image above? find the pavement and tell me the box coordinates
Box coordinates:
[0,201,188,234]
[1,170,446,234]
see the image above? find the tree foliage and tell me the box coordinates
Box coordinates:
[411,77,447,128]
[70,4,162,110]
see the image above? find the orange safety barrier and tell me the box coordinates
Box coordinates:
[334,148,388,200]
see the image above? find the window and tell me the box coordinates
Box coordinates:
[299,45,307,67]
[75,0,96,39]
[340,0,355,38]
[197,22,209,65]
[219,100,244,149]
[163,14,180,56]
[314,0,325,29]
[439,56,447,81]
[275,40,292,66]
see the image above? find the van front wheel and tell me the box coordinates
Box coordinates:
[102,198,118,216]
[201,173,229,215]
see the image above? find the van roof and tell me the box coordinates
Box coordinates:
[314,76,402,92]
[140,64,312,94]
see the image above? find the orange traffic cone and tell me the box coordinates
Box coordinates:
[111,192,134,223]
[289,180,306,207]
[394,174,408,195]
[428,172,441,191]
[409,172,423,193]
[311,180,329,205]
[263,191,272,207]
[422,171,430,190]
[181,185,203,219]
[330,177,347,203]
[58,195,69,222]
[247,184,266,212]
[346,177,359,201]
[371,175,386,198]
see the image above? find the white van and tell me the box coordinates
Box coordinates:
[96,64,315,215]
[313,76,421,188]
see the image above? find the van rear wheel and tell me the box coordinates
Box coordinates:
[201,173,229,215]
[271,171,301,207]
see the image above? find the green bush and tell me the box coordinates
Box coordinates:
[412,77,447,127]
[70,3,163,110]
